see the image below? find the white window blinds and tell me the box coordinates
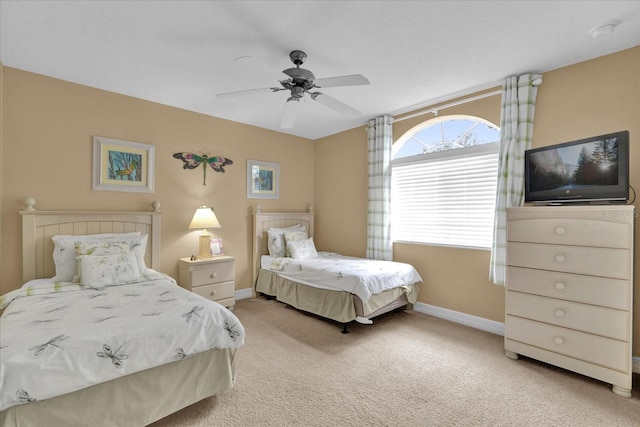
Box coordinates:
[391,142,498,249]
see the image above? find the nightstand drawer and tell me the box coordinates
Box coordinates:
[191,262,234,286]
[192,281,235,302]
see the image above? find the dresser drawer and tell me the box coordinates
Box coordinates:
[506,267,630,310]
[507,217,631,249]
[506,291,629,340]
[190,261,235,286]
[192,281,235,302]
[507,242,630,280]
[505,315,629,372]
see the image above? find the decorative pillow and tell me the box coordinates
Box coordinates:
[72,241,130,283]
[267,225,305,257]
[283,230,309,257]
[77,253,141,287]
[287,237,318,260]
[52,232,142,282]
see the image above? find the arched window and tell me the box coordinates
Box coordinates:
[391,116,500,249]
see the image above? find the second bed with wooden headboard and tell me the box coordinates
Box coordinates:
[253,206,422,333]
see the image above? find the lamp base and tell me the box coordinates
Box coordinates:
[198,234,212,259]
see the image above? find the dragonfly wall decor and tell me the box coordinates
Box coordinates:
[173,152,233,186]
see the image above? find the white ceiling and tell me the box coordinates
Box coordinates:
[1,1,639,140]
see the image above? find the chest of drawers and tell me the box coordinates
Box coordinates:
[505,206,634,397]
[178,255,235,310]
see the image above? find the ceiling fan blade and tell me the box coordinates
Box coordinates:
[312,93,361,117]
[280,100,300,129]
[216,87,283,98]
[313,74,370,88]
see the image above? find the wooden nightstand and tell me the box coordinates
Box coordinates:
[178,255,235,310]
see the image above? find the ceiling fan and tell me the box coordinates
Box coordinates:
[216,50,370,128]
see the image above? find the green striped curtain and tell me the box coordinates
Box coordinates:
[489,74,542,284]
[366,115,393,261]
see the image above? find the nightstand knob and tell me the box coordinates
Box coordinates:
[555,254,565,263]
[554,309,565,318]
[210,290,217,296]
[554,337,565,345]
[555,226,566,235]
[554,282,565,290]
[210,273,217,279]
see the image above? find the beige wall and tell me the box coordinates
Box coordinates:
[0,68,314,295]
[315,47,640,355]
[1,48,639,354]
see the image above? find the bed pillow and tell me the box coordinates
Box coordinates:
[52,232,143,281]
[283,230,309,257]
[129,233,149,273]
[72,241,130,283]
[287,237,318,260]
[77,253,142,287]
[267,224,305,257]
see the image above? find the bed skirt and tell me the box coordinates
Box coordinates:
[255,268,419,323]
[0,347,236,427]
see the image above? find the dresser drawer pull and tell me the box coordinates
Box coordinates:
[555,226,566,235]
[209,273,217,279]
[555,254,565,263]
[210,290,217,296]
[554,309,565,318]
[554,337,565,345]
[554,282,565,290]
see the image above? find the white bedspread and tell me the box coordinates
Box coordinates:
[0,271,244,413]
[266,252,422,302]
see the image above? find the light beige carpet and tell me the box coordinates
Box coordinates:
[151,298,640,427]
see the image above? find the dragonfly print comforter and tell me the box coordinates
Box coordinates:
[268,252,423,302]
[0,271,245,413]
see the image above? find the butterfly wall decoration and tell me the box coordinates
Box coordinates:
[173,152,233,186]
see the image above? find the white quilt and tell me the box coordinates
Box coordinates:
[0,271,244,413]
[267,252,423,302]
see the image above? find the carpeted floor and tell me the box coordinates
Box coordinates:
[150,298,640,426]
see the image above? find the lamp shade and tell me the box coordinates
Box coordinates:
[189,206,221,230]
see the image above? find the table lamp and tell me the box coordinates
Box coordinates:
[189,206,221,259]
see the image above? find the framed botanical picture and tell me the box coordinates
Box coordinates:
[247,160,279,199]
[93,136,155,193]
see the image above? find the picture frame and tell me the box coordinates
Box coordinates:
[93,136,155,193]
[247,159,279,199]
[210,238,224,256]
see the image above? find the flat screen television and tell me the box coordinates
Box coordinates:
[524,130,629,205]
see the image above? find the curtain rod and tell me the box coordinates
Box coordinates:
[391,89,502,124]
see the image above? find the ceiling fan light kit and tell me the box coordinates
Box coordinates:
[216,50,370,128]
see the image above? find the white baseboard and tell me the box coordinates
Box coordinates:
[413,301,505,336]
[236,287,253,300]
[413,302,640,374]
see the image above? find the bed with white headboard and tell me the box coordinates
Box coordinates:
[0,198,244,427]
[253,205,421,333]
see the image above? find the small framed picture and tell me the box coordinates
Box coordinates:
[210,238,224,256]
[247,159,280,199]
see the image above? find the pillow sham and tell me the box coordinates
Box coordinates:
[283,230,308,257]
[72,241,130,283]
[287,237,318,260]
[52,232,141,282]
[77,253,141,287]
[267,224,305,257]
